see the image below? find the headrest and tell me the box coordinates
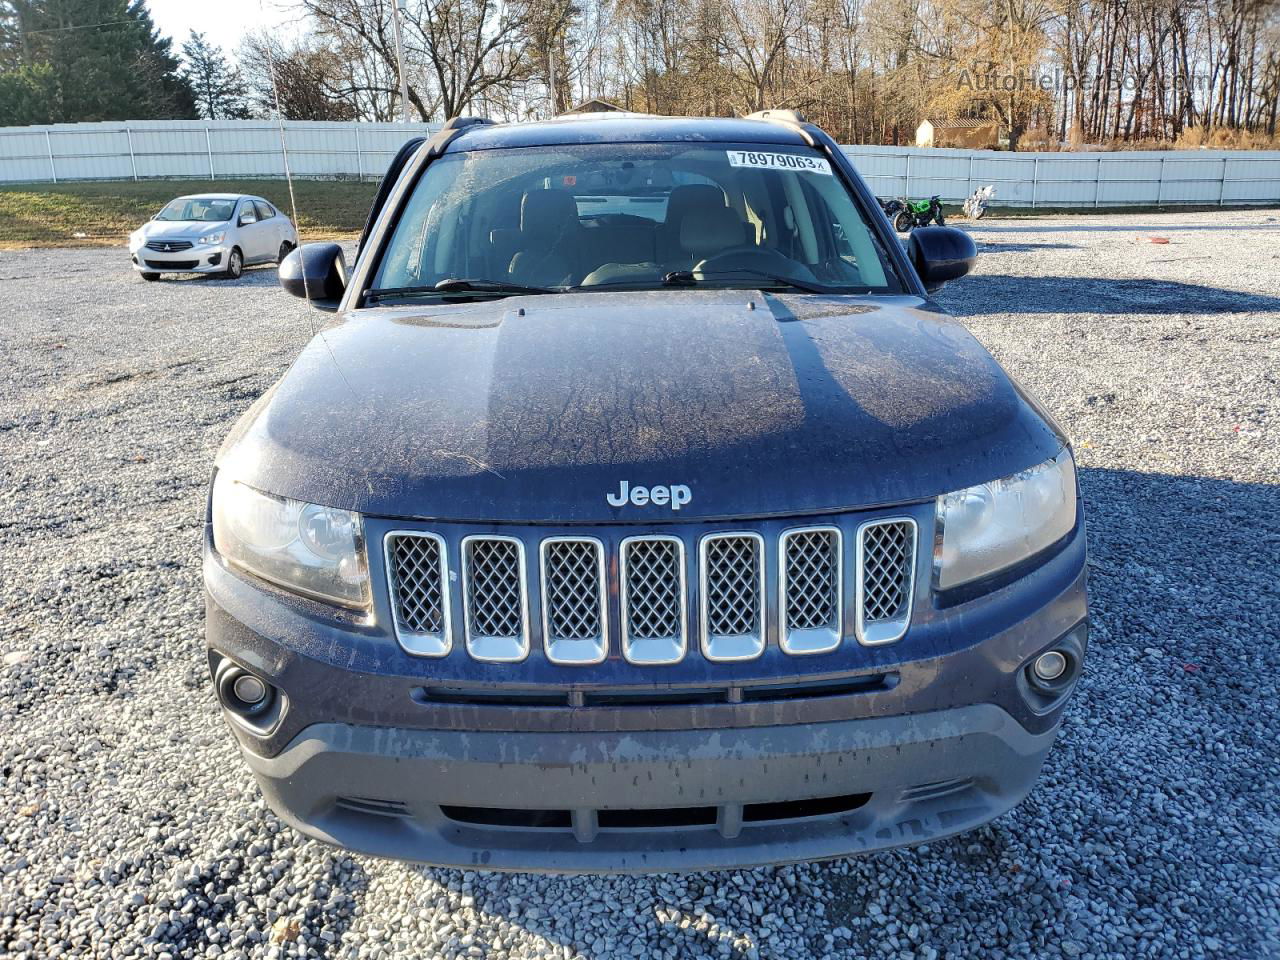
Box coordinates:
[680,206,744,257]
[521,189,579,239]
[664,184,726,226]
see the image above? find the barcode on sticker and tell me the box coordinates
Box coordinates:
[726,151,832,175]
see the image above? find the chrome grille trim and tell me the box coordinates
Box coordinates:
[699,532,765,662]
[145,240,193,252]
[855,518,917,646]
[385,531,451,657]
[539,537,608,665]
[461,535,530,662]
[779,526,843,655]
[619,536,687,665]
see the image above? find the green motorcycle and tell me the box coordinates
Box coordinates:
[892,195,946,232]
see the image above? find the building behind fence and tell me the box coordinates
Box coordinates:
[2,118,1279,208]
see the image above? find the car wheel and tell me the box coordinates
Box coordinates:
[223,247,244,280]
[140,272,160,282]
[277,241,295,265]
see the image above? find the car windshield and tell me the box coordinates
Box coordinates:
[155,198,235,222]
[370,142,903,299]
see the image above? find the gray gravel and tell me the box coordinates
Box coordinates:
[2,210,1278,959]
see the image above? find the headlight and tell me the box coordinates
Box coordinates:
[211,473,370,608]
[198,231,225,246]
[935,449,1076,590]
[128,230,144,249]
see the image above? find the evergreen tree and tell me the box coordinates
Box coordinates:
[0,0,196,124]
[181,30,251,119]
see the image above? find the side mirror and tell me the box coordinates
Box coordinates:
[907,226,977,293]
[279,242,347,312]
[239,212,255,226]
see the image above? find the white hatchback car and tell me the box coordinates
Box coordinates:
[128,193,298,281]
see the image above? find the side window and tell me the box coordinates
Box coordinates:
[238,201,257,225]
[254,201,275,221]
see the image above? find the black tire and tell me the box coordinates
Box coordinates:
[277,241,295,265]
[222,247,244,280]
[140,272,160,282]
[893,212,913,233]
[935,211,947,226]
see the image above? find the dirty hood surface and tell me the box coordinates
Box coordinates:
[219,290,1064,522]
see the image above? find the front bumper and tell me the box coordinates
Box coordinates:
[130,244,227,273]
[205,509,1088,872]
[247,703,1060,872]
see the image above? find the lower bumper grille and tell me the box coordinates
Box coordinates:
[438,792,873,835]
[144,258,198,270]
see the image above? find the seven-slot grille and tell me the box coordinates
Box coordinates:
[386,532,449,656]
[387,520,918,662]
[462,537,528,662]
[856,519,917,645]
[620,537,686,664]
[779,527,842,654]
[700,533,765,662]
[541,538,607,664]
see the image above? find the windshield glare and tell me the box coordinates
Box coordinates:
[156,198,235,222]
[372,143,901,297]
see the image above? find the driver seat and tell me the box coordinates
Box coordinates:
[679,206,749,270]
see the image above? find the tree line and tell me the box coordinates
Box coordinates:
[2,0,1277,147]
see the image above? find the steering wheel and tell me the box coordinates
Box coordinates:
[694,245,811,278]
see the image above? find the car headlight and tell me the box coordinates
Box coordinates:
[198,231,225,246]
[128,230,145,249]
[935,449,1077,590]
[211,473,370,608]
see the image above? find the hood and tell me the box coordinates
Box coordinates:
[218,290,1064,522]
[143,220,226,239]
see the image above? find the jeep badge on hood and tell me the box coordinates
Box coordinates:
[607,480,693,510]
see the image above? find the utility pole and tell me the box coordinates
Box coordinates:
[391,0,411,122]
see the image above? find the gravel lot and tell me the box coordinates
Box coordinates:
[1,210,1278,959]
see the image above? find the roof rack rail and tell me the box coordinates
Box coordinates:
[441,115,495,131]
[744,109,807,124]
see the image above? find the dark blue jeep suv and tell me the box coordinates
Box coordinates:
[203,111,1087,872]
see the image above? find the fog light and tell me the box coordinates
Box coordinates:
[232,673,268,705]
[1033,650,1068,682]
[217,664,275,718]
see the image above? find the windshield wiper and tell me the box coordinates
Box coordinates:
[365,278,558,302]
[675,268,848,295]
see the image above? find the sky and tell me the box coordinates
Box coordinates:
[145,0,300,59]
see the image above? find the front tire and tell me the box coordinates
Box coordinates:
[222,247,244,280]
[894,212,913,233]
[935,211,947,226]
[140,272,160,282]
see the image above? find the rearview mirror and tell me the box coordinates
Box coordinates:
[279,242,347,312]
[238,211,255,226]
[907,226,977,293]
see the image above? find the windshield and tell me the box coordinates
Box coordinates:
[371,142,902,299]
[155,198,235,222]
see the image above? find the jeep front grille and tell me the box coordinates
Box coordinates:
[620,536,686,664]
[386,516,919,664]
[700,533,765,662]
[779,527,842,654]
[856,519,917,645]
[462,536,529,662]
[386,532,450,656]
[540,538,607,664]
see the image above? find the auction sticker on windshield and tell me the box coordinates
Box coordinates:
[726,151,832,175]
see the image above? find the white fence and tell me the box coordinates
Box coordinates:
[844,144,1280,207]
[0,119,440,184]
[2,119,1279,207]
